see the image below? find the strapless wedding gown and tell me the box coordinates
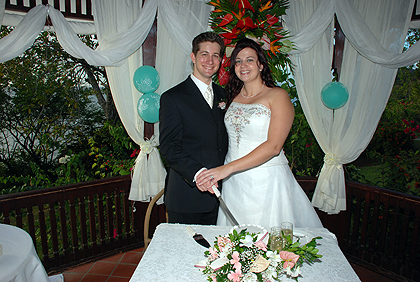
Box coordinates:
[217,102,323,229]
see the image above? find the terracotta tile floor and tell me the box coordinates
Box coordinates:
[61,247,398,282]
[62,248,144,282]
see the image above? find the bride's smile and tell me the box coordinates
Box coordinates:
[234,47,263,84]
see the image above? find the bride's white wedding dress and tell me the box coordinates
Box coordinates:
[217,102,323,228]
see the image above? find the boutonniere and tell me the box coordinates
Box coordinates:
[218,99,227,110]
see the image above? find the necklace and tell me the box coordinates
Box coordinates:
[241,83,265,98]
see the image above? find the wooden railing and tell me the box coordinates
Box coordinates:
[0,175,166,273]
[298,177,419,282]
[1,175,419,281]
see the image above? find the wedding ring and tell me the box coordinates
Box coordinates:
[210,175,214,180]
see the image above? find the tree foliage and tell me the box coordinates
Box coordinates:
[0,27,118,185]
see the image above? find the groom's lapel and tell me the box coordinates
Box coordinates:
[185,78,216,125]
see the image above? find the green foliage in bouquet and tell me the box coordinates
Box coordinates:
[207,0,294,85]
[201,228,322,281]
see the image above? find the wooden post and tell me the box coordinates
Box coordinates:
[332,16,345,81]
[142,0,157,140]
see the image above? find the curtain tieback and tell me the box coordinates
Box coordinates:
[324,153,342,170]
[131,135,159,177]
[139,137,157,155]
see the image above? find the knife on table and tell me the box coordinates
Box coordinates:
[186,226,210,248]
[212,185,240,226]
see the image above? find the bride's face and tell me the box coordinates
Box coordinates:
[234,47,263,83]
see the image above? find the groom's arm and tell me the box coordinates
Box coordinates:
[159,92,203,186]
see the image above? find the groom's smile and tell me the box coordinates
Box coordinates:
[190,41,222,84]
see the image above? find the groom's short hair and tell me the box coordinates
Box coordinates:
[192,32,225,57]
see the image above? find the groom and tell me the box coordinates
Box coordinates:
[159,32,228,225]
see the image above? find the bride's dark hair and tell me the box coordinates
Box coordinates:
[225,38,276,108]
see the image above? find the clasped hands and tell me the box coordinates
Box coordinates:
[195,166,229,194]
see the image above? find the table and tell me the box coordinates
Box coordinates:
[0,224,50,282]
[130,223,360,282]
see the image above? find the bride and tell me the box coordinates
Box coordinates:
[197,38,322,228]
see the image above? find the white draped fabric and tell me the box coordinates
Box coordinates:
[91,0,165,204]
[155,0,212,93]
[285,0,416,214]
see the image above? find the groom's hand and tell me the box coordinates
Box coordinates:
[196,169,217,193]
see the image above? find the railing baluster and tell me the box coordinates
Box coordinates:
[115,190,122,242]
[79,196,89,256]
[368,193,380,263]
[88,192,98,253]
[351,193,362,258]
[97,192,106,249]
[106,192,114,243]
[123,189,131,241]
[27,206,36,248]
[399,205,411,258]
[38,203,49,262]
[359,191,371,258]
[69,197,79,259]
[387,200,400,260]
[378,194,390,269]
[48,202,59,261]
[59,199,70,263]
[15,205,23,228]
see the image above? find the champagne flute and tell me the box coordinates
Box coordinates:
[281,222,293,245]
[269,226,283,252]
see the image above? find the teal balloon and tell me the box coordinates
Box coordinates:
[133,66,160,93]
[137,93,160,123]
[321,82,349,109]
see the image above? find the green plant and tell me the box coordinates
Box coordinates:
[367,150,420,196]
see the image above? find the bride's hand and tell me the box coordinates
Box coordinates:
[197,165,231,189]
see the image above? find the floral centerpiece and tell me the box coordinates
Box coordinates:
[207,0,294,85]
[196,227,322,281]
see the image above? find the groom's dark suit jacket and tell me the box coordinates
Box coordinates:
[159,76,228,214]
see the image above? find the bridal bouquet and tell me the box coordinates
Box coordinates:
[196,227,322,282]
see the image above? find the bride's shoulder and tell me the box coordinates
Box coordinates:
[265,87,293,112]
[266,86,290,101]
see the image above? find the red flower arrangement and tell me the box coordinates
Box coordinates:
[207,0,293,85]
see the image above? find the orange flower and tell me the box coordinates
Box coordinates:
[259,1,273,12]
[268,38,281,56]
[232,9,244,21]
[208,0,221,7]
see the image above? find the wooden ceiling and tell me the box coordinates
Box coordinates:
[4,0,420,24]
[5,0,93,21]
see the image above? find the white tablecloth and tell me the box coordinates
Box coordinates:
[130,223,360,282]
[0,224,50,282]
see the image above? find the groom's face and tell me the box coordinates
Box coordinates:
[190,41,222,84]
